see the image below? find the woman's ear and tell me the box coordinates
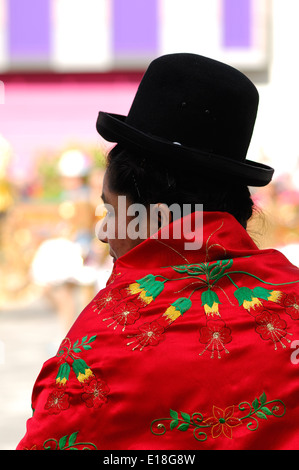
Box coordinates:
[151,203,172,231]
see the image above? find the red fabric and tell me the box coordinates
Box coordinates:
[17,212,299,450]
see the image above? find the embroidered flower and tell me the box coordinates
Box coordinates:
[201,290,221,317]
[283,293,299,320]
[163,297,192,323]
[102,301,140,331]
[255,311,292,349]
[203,405,241,439]
[93,290,123,313]
[234,287,263,312]
[127,274,164,305]
[234,286,283,313]
[199,320,232,358]
[106,270,121,285]
[127,321,165,351]
[45,388,70,414]
[81,378,110,408]
[56,362,71,386]
[252,287,283,304]
[72,358,94,383]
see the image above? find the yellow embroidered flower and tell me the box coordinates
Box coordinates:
[163,298,192,323]
[138,289,154,305]
[204,302,220,316]
[201,290,221,317]
[242,297,262,311]
[127,274,164,305]
[267,290,283,303]
[128,282,143,295]
[56,376,68,386]
[55,362,70,386]
[77,368,93,383]
[163,305,180,322]
[234,287,263,312]
[72,359,94,383]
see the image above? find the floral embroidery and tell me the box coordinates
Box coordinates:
[42,431,97,450]
[234,287,283,313]
[126,297,192,351]
[198,320,232,358]
[127,274,165,305]
[44,335,109,414]
[127,321,165,351]
[94,283,156,331]
[102,300,141,331]
[201,289,221,317]
[106,269,122,286]
[72,358,94,383]
[81,378,110,408]
[55,336,96,386]
[92,222,299,357]
[255,311,292,349]
[202,406,241,439]
[45,388,70,414]
[162,298,192,324]
[282,293,299,320]
[150,392,286,443]
[93,290,123,313]
[234,286,263,312]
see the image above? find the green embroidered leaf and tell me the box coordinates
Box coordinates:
[201,289,220,308]
[73,348,82,353]
[73,340,79,348]
[177,423,189,432]
[234,287,254,306]
[180,412,191,424]
[172,298,192,314]
[82,345,92,350]
[209,264,222,277]
[170,409,178,420]
[253,287,271,300]
[224,259,233,269]
[68,432,78,447]
[59,435,68,450]
[172,264,205,276]
[81,335,88,344]
[252,398,259,411]
[88,335,97,344]
[261,406,272,416]
[256,411,267,420]
[259,392,267,405]
[172,266,188,273]
[170,420,178,431]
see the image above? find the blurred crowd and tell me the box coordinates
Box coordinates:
[0,134,112,332]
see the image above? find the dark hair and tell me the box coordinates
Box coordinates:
[106,145,254,229]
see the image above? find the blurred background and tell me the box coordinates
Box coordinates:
[1,0,299,450]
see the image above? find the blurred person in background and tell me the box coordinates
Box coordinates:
[30,149,111,334]
[17,54,299,450]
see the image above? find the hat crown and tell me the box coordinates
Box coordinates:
[126,53,259,161]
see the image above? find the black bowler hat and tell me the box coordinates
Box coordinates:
[96,53,274,187]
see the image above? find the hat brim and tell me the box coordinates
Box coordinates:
[96,111,274,187]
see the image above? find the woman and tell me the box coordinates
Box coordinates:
[17,54,299,450]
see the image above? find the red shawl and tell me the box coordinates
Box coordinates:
[17,212,299,450]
